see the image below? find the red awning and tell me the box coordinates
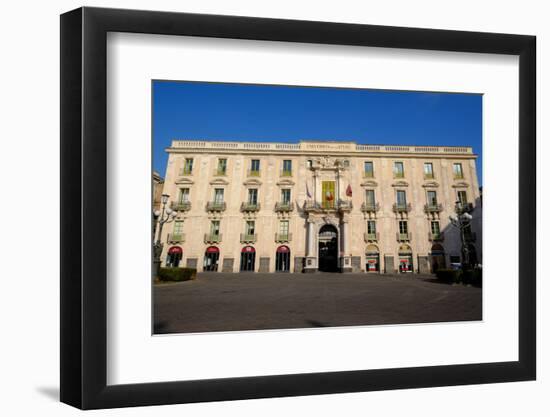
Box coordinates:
[168,246,183,255]
[242,246,255,253]
[276,245,290,253]
[205,246,219,253]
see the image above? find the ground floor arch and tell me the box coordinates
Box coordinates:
[275,245,291,272]
[365,244,380,273]
[318,224,339,272]
[398,244,413,273]
[166,246,183,267]
[240,246,256,272]
[203,246,220,271]
[430,243,446,273]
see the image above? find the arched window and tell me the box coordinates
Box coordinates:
[203,246,220,271]
[275,245,291,272]
[166,246,183,267]
[240,246,256,272]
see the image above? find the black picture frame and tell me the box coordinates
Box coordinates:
[60,6,536,410]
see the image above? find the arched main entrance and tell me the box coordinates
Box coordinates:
[318,224,338,272]
[398,244,413,273]
[275,245,291,272]
[203,246,219,271]
[430,243,446,273]
[365,244,380,273]
[240,246,256,272]
[166,246,182,267]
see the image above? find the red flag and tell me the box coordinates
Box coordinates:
[346,184,352,197]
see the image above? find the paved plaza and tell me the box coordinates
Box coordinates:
[153,273,482,334]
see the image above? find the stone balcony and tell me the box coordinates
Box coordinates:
[240,233,257,243]
[274,202,294,212]
[360,202,380,213]
[275,233,292,243]
[206,201,226,212]
[167,233,185,243]
[393,203,412,213]
[170,201,191,211]
[396,232,412,242]
[240,202,261,212]
[424,203,443,214]
[303,200,352,213]
[364,232,379,242]
[204,233,222,243]
[428,232,444,242]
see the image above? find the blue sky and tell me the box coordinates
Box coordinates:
[153,81,482,185]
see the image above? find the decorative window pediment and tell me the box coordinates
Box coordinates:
[391,180,409,188]
[452,182,470,188]
[243,178,262,186]
[360,180,378,188]
[276,179,295,186]
[422,181,440,188]
[175,177,195,185]
[209,178,229,186]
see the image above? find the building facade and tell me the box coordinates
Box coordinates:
[157,140,481,274]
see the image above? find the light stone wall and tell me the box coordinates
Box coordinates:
[157,140,481,273]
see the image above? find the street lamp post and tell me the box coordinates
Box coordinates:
[448,201,473,270]
[153,193,177,278]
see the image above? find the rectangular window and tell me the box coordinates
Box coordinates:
[396,190,407,206]
[367,220,376,234]
[364,161,374,177]
[179,188,190,203]
[427,190,437,206]
[182,158,194,175]
[248,188,258,204]
[457,190,468,205]
[366,189,376,205]
[210,220,220,235]
[431,221,440,235]
[399,220,408,234]
[246,220,255,235]
[424,162,434,179]
[453,163,464,179]
[279,220,289,235]
[281,189,291,204]
[214,188,224,203]
[250,159,260,175]
[306,159,313,168]
[217,158,227,175]
[173,221,184,235]
[282,160,292,176]
[394,161,404,178]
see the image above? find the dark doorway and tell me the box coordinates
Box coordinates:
[166,246,182,267]
[203,246,219,271]
[430,243,446,273]
[240,246,256,271]
[318,224,339,272]
[275,245,291,272]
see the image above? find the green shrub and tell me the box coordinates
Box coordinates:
[435,269,461,283]
[158,267,197,282]
[463,268,482,287]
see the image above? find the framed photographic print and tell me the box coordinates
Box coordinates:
[60,6,536,409]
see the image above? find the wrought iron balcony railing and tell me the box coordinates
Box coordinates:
[280,170,293,177]
[364,232,379,242]
[179,168,193,176]
[275,233,292,243]
[206,201,226,212]
[167,233,185,243]
[170,201,191,211]
[247,169,261,177]
[455,202,474,214]
[274,202,294,212]
[424,173,435,180]
[396,232,412,242]
[204,233,222,243]
[393,172,405,179]
[303,200,352,212]
[363,171,375,178]
[361,202,380,213]
[240,233,257,243]
[213,169,227,176]
[424,203,443,213]
[240,202,261,212]
[393,203,412,213]
[428,232,444,242]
